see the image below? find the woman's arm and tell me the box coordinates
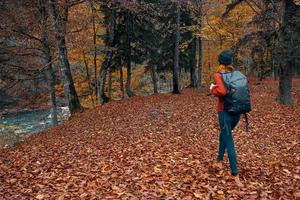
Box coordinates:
[210,73,227,97]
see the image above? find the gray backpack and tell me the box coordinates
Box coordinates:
[221,70,251,115]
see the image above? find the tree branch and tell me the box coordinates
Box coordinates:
[11,29,42,43]
[68,0,86,8]
[222,0,245,18]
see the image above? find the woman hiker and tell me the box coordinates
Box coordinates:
[209,50,244,187]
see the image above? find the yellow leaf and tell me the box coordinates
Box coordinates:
[36,194,44,200]
[112,185,120,191]
[217,190,224,195]
[193,192,203,198]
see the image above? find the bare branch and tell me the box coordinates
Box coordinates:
[11,29,42,43]
[68,0,86,8]
[222,0,245,18]
[67,28,83,34]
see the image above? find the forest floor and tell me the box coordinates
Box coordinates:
[0,79,299,199]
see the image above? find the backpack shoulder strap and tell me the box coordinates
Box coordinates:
[220,71,232,90]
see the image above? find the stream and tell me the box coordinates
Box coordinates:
[0,107,70,148]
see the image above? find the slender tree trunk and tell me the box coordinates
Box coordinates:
[197,2,203,89]
[198,37,203,88]
[39,0,58,126]
[150,66,158,94]
[90,2,98,101]
[125,56,135,97]
[271,52,276,80]
[125,60,135,97]
[98,5,116,104]
[191,1,203,89]
[259,61,264,81]
[125,10,135,97]
[48,0,81,114]
[98,59,110,104]
[83,53,95,106]
[108,67,112,99]
[173,5,181,94]
[190,38,199,87]
[119,64,125,99]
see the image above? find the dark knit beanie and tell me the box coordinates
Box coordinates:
[218,50,234,65]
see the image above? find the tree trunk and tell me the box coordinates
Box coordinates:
[56,23,81,114]
[40,0,58,126]
[45,65,58,126]
[90,2,98,101]
[83,53,95,106]
[271,52,277,80]
[48,0,81,114]
[98,5,116,104]
[276,0,298,106]
[125,10,135,97]
[98,53,111,104]
[173,5,181,94]
[119,64,125,99]
[150,66,158,94]
[190,38,199,88]
[198,37,203,88]
[259,61,264,81]
[278,63,293,106]
[125,61,135,97]
[108,67,112,99]
[195,2,203,89]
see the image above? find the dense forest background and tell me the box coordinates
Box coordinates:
[0,0,299,125]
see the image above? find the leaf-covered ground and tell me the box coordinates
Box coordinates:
[0,79,299,199]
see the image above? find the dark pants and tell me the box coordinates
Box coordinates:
[217,111,240,175]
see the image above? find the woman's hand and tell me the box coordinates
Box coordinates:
[210,83,216,91]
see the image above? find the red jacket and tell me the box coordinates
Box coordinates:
[210,65,234,112]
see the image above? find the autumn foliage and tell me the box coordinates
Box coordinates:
[0,79,299,199]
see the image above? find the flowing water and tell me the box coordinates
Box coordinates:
[0,107,70,148]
